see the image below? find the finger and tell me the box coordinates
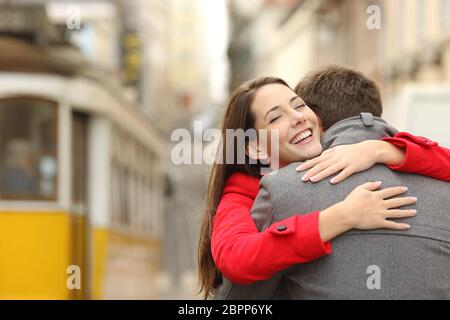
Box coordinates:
[382,220,411,230]
[309,163,345,183]
[296,158,322,172]
[302,159,336,181]
[330,167,354,184]
[376,186,408,199]
[358,181,383,191]
[296,153,331,172]
[384,209,417,219]
[321,148,335,155]
[384,197,417,209]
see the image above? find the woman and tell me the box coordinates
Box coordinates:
[198,77,450,299]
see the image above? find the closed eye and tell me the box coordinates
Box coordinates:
[269,116,281,124]
[269,116,281,123]
[294,104,306,110]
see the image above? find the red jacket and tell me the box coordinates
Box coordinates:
[211,133,450,284]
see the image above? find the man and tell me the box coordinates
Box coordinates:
[216,66,450,299]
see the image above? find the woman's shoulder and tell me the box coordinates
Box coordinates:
[223,171,260,198]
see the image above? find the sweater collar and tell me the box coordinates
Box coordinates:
[322,113,398,150]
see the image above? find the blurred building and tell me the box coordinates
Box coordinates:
[228,0,315,89]
[0,0,229,300]
[162,0,229,299]
[228,0,450,145]
[0,0,172,300]
[383,0,450,88]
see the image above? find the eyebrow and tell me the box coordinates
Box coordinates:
[264,96,301,121]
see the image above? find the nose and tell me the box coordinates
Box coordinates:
[288,108,306,127]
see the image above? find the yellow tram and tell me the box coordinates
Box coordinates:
[0,36,165,299]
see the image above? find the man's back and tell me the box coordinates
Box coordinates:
[255,161,450,299]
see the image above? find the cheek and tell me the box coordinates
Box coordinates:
[269,125,289,153]
[257,128,280,157]
[310,113,320,128]
[273,121,289,142]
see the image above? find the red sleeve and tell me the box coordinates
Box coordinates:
[382,132,450,182]
[211,172,331,285]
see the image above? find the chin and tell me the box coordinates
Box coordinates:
[303,151,321,161]
[311,143,323,157]
[300,143,322,160]
[279,143,322,165]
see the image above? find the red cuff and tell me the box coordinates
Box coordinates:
[267,211,332,261]
[382,136,424,171]
[388,132,439,147]
[293,211,332,258]
[382,132,450,181]
[383,133,439,172]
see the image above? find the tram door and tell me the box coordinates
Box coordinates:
[71,112,90,299]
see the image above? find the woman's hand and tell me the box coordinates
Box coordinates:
[342,181,417,230]
[296,140,405,184]
[318,181,417,242]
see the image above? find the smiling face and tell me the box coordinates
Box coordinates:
[250,83,323,168]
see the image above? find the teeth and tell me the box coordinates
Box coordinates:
[291,130,312,144]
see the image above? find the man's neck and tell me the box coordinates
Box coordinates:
[322,113,399,150]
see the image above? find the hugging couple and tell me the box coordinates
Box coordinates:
[198,65,450,300]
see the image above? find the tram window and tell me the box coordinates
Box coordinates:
[0,98,58,200]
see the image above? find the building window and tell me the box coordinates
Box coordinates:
[0,97,58,200]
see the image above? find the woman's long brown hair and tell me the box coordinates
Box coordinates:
[198,77,290,299]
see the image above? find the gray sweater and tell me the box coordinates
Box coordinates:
[215,113,450,300]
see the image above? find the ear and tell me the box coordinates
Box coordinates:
[246,140,269,162]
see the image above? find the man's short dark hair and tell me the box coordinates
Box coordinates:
[294,65,383,130]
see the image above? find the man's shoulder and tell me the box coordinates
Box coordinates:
[260,162,303,187]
